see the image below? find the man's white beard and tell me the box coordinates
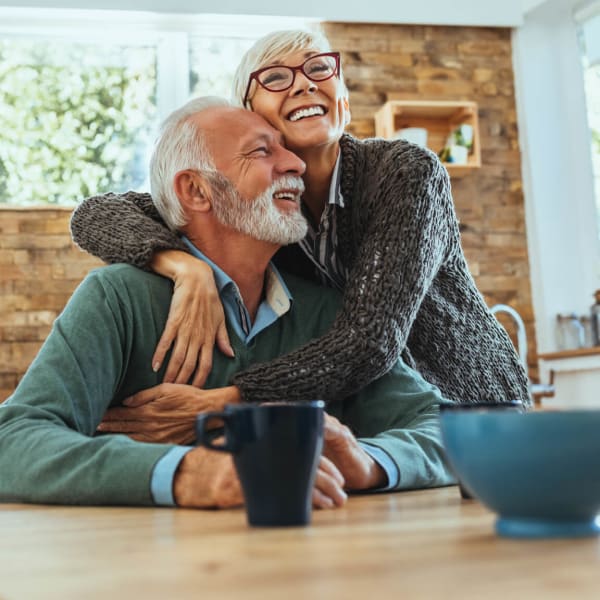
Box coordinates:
[210,174,308,245]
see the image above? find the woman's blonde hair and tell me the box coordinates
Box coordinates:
[231,28,344,109]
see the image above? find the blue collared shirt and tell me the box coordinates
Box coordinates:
[182,238,293,344]
[150,233,398,506]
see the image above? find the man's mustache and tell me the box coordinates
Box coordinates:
[267,176,305,204]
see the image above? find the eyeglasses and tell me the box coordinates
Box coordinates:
[243,52,340,106]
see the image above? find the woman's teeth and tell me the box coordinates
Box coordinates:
[289,106,325,122]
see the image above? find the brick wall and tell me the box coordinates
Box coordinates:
[0,208,101,401]
[0,22,536,401]
[323,22,536,375]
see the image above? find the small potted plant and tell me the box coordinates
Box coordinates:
[438,124,473,164]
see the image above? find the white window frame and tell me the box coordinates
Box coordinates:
[0,7,312,124]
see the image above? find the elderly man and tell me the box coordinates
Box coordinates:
[0,97,454,509]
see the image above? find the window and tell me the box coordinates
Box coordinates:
[0,9,310,206]
[0,36,158,206]
[190,36,257,99]
[578,6,600,238]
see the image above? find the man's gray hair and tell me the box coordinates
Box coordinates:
[231,28,338,109]
[150,96,230,230]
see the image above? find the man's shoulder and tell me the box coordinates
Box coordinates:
[82,264,172,299]
[87,263,169,286]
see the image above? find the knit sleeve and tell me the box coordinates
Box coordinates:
[233,147,454,403]
[70,191,188,269]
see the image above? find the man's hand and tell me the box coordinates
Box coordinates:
[323,414,387,491]
[96,384,241,444]
[313,455,347,509]
[173,446,243,508]
[174,450,345,511]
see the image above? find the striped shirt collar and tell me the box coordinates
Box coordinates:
[328,150,345,208]
[297,151,348,290]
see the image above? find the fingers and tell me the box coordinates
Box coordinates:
[313,487,336,509]
[191,342,213,388]
[313,456,347,509]
[152,262,228,385]
[323,415,356,455]
[97,419,136,432]
[98,407,141,422]
[323,414,346,440]
[215,321,234,358]
[164,333,193,384]
[313,475,347,509]
[152,321,177,374]
[141,422,196,445]
[98,419,195,445]
[123,385,163,407]
[173,341,202,386]
[319,455,345,485]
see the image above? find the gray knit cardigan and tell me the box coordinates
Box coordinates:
[70,134,530,406]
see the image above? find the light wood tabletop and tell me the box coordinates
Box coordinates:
[1,487,599,600]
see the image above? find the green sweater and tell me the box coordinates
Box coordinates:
[0,265,454,506]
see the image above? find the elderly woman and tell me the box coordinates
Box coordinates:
[71,29,529,407]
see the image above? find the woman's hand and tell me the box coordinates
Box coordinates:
[96,384,241,445]
[149,250,234,387]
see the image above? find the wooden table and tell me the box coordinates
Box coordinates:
[1,487,599,599]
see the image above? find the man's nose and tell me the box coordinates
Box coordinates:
[276,146,306,176]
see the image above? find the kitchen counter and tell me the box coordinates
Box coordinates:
[537,347,600,408]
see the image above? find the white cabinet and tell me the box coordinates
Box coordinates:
[537,348,600,408]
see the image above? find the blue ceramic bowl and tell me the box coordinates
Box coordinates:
[440,409,600,538]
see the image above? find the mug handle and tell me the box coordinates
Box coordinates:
[196,411,238,453]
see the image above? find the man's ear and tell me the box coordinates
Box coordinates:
[173,170,212,213]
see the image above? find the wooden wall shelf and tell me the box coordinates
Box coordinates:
[537,347,600,361]
[374,100,481,178]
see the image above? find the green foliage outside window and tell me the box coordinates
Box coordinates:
[189,36,256,100]
[0,39,157,205]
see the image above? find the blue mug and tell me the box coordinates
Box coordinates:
[440,401,525,499]
[196,401,325,527]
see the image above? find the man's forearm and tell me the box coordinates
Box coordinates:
[357,409,455,490]
[0,401,176,505]
[0,269,179,506]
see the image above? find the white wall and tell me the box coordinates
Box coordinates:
[513,0,599,352]
[0,0,529,26]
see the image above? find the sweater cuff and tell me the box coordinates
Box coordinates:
[150,446,193,506]
[358,441,400,491]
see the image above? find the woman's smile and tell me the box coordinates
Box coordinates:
[249,49,349,153]
[287,104,327,122]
